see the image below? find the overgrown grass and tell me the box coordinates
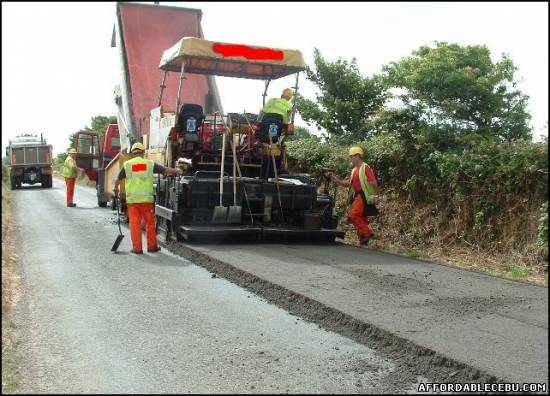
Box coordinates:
[317,170,548,287]
[2,164,20,392]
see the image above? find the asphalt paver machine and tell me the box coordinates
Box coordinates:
[148,37,344,242]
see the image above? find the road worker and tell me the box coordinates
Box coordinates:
[113,142,183,255]
[330,146,380,246]
[61,148,84,207]
[258,88,294,124]
[257,88,294,179]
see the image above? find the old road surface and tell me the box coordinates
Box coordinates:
[10,179,548,394]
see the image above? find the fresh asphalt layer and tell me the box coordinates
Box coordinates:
[10,179,432,394]
[177,242,547,386]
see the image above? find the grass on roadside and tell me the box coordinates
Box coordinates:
[334,188,548,287]
[2,165,20,393]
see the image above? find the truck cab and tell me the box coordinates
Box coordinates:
[102,124,121,166]
[74,124,123,207]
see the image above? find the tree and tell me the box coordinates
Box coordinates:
[53,152,68,166]
[382,42,532,142]
[297,49,387,145]
[286,125,320,142]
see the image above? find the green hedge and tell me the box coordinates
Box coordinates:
[286,136,548,246]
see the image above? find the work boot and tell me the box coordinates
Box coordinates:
[67,203,76,207]
[131,249,143,255]
[147,246,161,253]
[360,237,370,246]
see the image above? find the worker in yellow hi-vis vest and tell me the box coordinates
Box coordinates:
[114,142,182,255]
[259,88,293,124]
[61,148,84,207]
[330,146,380,246]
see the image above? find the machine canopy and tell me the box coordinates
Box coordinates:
[159,37,305,79]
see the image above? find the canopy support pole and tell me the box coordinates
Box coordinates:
[157,70,168,107]
[176,63,186,115]
[262,79,271,106]
[291,72,300,124]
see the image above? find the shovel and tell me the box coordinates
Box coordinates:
[111,190,125,252]
[212,129,228,223]
[227,134,242,224]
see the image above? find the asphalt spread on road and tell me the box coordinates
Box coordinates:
[11,180,432,393]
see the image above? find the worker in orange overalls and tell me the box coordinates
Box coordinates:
[61,148,83,207]
[331,146,380,246]
[113,142,182,255]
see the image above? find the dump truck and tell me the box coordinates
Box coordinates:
[6,134,53,190]
[75,2,220,211]
[76,2,344,242]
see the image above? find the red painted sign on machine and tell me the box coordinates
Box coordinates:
[212,43,284,61]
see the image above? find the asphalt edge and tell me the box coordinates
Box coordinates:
[164,240,504,387]
[337,240,548,289]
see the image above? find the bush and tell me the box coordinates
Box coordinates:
[2,164,8,182]
[286,138,348,183]
[286,133,548,248]
[538,201,548,247]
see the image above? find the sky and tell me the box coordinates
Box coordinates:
[2,1,548,156]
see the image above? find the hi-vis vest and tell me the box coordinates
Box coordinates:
[62,156,77,178]
[124,157,155,204]
[347,163,376,205]
[261,98,292,124]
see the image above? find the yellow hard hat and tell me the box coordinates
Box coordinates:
[348,146,363,157]
[68,148,77,154]
[131,142,145,152]
[282,88,293,99]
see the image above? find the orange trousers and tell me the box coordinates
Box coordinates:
[348,194,374,239]
[127,203,158,252]
[64,177,75,205]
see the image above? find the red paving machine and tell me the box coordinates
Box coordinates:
[76,2,344,242]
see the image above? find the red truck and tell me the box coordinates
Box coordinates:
[75,2,221,210]
[74,124,120,206]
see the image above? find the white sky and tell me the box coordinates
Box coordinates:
[2,1,548,156]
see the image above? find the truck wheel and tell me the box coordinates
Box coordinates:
[42,176,52,188]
